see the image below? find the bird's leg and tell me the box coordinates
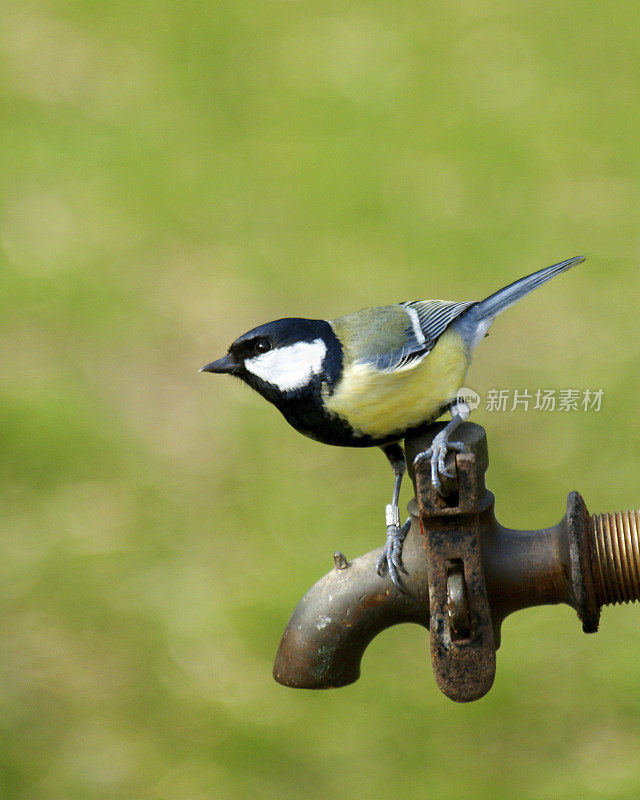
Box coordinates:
[414,401,469,496]
[376,443,412,591]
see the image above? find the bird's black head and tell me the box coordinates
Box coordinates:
[201,317,342,403]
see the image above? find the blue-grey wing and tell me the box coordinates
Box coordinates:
[370,300,476,371]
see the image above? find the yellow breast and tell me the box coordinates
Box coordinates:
[323,328,470,440]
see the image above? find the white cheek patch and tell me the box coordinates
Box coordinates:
[244,338,327,392]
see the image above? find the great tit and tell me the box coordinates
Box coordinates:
[202,255,584,589]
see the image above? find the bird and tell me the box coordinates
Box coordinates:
[201,255,585,590]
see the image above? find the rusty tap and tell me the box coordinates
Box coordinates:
[273,422,640,702]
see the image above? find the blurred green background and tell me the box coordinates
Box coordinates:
[1,1,640,798]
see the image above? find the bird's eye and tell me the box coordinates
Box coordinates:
[255,339,272,354]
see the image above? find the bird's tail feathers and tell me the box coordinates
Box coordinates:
[471,255,584,323]
[455,255,585,349]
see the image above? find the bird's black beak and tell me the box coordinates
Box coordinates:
[199,354,239,375]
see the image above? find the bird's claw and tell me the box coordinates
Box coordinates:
[414,436,466,496]
[377,518,411,591]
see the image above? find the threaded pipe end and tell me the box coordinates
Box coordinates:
[591,511,640,605]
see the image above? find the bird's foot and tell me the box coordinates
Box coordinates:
[414,431,466,496]
[376,507,411,591]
